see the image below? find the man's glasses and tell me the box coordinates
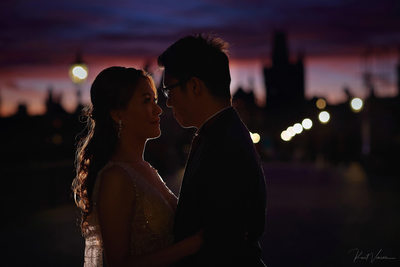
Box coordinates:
[159,72,183,98]
[160,82,181,98]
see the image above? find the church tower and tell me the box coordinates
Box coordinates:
[263,31,305,110]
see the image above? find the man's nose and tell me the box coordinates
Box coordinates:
[154,103,163,116]
[166,96,172,108]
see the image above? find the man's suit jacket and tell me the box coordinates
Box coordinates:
[174,107,267,266]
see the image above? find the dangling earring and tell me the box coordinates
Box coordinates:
[118,120,122,138]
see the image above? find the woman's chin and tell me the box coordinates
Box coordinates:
[148,129,161,140]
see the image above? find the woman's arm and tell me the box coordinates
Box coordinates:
[132,231,202,266]
[97,166,136,267]
[97,166,202,267]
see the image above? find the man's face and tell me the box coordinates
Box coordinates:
[164,73,196,128]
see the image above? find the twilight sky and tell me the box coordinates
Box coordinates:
[0,0,399,116]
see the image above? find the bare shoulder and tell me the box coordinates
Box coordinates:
[98,165,135,198]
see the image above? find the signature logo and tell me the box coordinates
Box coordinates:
[349,248,397,264]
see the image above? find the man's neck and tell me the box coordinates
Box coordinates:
[195,102,231,129]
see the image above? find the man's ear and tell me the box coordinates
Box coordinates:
[190,77,205,96]
[110,110,121,123]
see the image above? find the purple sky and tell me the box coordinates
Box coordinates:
[0,0,399,115]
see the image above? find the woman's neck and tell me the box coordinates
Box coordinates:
[112,136,146,163]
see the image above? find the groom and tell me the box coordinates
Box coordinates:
[158,34,267,266]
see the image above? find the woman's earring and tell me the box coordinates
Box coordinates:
[118,120,122,138]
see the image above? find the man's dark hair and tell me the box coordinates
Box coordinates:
[158,34,231,100]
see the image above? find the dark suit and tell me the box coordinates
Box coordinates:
[174,107,267,266]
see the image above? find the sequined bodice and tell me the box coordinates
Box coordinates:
[84,161,175,267]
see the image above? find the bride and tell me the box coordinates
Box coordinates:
[72,66,202,266]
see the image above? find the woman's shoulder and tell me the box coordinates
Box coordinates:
[98,162,138,189]
[100,161,140,177]
[95,162,139,204]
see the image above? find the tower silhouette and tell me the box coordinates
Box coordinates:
[263,31,305,110]
[397,47,400,97]
[45,86,65,115]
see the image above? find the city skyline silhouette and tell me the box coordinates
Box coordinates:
[1,0,399,116]
[0,2,399,266]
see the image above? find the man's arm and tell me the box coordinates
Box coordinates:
[200,144,256,263]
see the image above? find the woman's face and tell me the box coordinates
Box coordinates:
[119,77,162,140]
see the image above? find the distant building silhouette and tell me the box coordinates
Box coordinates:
[45,86,67,115]
[232,87,258,128]
[0,44,397,181]
[15,103,28,117]
[233,87,256,107]
[397,50,400,96]
[263,31,305,110]
[0,90,2,116]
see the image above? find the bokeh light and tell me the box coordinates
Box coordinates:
[316,98,326,110]
[350,97,363,112]
[69,64,88,83]
[293,123,303,134]
[281,130,292,141]
[250,132,261,144]
[319,111,330,124]
[302,118,313,130]
[287,126,296,137]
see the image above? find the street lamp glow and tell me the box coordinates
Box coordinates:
[316,98,326,110]
[69,63,88,84]
[72,66,88,79]
[250,132,261,144]
[318,111,330,124]
[351,97,363,112]
[302,118,313,130]
[293,123,303,134]
[281,130,292,141]
[287,126,296,137]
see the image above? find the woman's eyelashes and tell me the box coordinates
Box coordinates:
[144,96,158,104]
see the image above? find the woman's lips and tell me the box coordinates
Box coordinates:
[151,118,160,124]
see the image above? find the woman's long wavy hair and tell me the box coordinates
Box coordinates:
[72,66,151,235]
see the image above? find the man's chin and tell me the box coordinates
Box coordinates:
[176,119,193,129]
[181,124,195,129]
[174,113,195,128]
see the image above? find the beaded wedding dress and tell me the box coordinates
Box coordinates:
[83,161,175,267]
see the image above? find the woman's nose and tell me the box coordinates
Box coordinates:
[155,103,163,116]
